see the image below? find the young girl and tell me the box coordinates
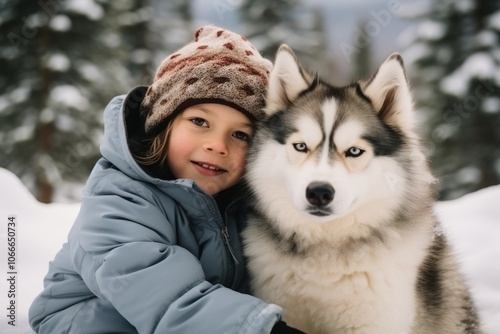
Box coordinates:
[28,26,303,334]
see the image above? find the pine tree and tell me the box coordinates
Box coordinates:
[0,1,195,202]
[352,17,374,81]
[111,0,195,88]
[107,1,154,85]
[399,0,500,199]
[239,0,333,76]
[0,1,128,202]
[449,0,500,196]
[148,0,193,77]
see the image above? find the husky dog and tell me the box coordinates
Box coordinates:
[242,45,482,334]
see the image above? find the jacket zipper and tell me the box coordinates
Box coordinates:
[222,200,241,288]
[205,195,239,287]
[221,225,237,289]
[222,225,239,265]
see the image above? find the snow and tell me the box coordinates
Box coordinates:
[477,31,497,48]
[440,52,497,96]
[131,49,152,65]
[0,167,499,333]
[11,124,35,143]
[0,168,78,333]
[416,20,446,41]
[9,87,30,104]
[49,85,89,111]
[454,0,474,13]
[482,97,500,114]
[78,63,102,81]
[488,11,500,30]
[49,15,72,32]
[0,97,8,113]
[45,53,71,72]
[436,186,500,333]
[65,0,104,21]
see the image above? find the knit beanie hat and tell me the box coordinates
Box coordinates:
[140,25,273,136]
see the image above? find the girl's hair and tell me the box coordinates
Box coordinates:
[131,121,175,179]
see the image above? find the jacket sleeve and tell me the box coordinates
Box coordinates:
[70,175,281,334]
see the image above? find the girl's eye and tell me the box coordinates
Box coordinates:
[234,131,250,142]
[191,117,208,127]
[346,147,364,158]
[293,142,308,153]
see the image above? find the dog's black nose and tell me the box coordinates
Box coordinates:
[306,182,334,207]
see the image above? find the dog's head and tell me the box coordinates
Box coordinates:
[247,45,432,226]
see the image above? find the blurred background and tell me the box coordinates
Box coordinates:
[0,0,499,203]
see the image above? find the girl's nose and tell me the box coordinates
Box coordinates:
[204,136,229,156]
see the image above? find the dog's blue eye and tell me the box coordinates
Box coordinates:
[346,147,364,158]
[293,143,308,153]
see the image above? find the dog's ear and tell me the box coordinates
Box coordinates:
[360,53,414,131]
[265,44,315,115]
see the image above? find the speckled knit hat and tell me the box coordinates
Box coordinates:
[140,25,273,135]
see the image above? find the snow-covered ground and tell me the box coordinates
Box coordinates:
[0,167,499,333]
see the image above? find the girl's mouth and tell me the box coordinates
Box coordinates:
[198,163,222,171]
[192,161,227,175]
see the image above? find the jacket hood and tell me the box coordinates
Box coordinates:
[100,86,155,183]
[100,86,199,191]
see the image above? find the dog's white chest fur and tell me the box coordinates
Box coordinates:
[244,221,427,334]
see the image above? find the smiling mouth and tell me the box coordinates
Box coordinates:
[192,161,227,172]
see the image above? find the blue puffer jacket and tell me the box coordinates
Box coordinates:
[29,87,282,334]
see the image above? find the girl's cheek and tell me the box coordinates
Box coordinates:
[234,150,249,174]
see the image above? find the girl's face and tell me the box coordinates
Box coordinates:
[167,103,254,195]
